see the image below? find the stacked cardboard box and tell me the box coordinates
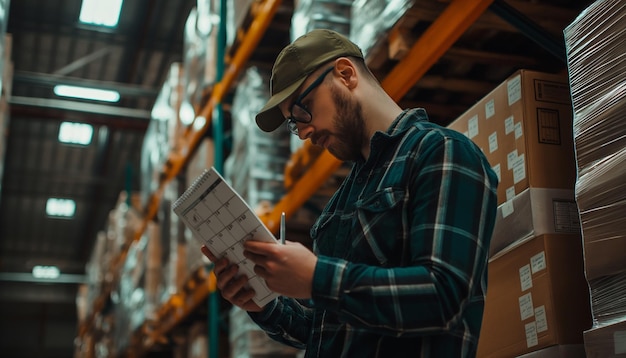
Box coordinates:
[447,69,579,255]
[477,234,591,357]
[448,69,592,356]
[447,69,576,208]
[564,0,626,356]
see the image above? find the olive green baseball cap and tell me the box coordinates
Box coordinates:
[255,29,364,132]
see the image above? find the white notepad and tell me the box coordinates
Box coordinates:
[172,167,279,307]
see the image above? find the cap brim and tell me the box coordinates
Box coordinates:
[256,76,307,132]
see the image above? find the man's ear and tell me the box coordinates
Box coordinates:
[334,57,358,89]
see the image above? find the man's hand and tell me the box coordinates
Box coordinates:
[200,245,263,312]
[243,240,317,299]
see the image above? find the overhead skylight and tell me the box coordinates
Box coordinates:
[46,198,76,218]
[32,265,61,279]
[54,85,120,102]
[59,122,93,145]
[79,0,124,27]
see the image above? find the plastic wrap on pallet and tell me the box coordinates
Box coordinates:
[183,2,219,112]
[141,63,184,207]
[564,0,626,118]
[0,6,10,98]
[144,221,162,322]
[156,179,190,306]
[83,193,141,319]
[350,0,415,57]
[291,0,353,41]
[183,8,206,107]
[112,234,148,352]
[226,66,290,208]
[227,0,255,47]
[0,97,8,206]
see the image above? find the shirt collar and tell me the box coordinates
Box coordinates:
[386,108,429,135]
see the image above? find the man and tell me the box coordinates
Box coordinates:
[201,29,498,357]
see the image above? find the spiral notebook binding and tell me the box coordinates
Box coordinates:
[172,168,212,211]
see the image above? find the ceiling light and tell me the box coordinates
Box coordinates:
[54,85,120,102]
[46,198,76,218]
[59,122,93,145]
[79,0,123,27]
[32,265,61,279]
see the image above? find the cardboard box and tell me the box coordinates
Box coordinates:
[489,187,580,257]
[583,319,626,357]
[447,70,576,205]
[477,234,592,357]
[516,344,586,358]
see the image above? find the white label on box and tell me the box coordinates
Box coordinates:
[513,154,526,184]
[468,115,479,139]
[485,99,495,119]
[615,331,626,354]
[531,252,546,273]
[506,186,516,201]
[519,264,532,291]
[515,122,523,139]
[525,322,539,348]
[535,306,548,333]
[507,150,518,170]
[502,200,514,218]
[519,292,534,320]
[508,74,522,106]
[488,132,498,153]
[504,116,514,135]
[463,131,469,138]
[553,200,581,233]
[492,163,501,182]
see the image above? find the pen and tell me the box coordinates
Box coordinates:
[280,212,286,245]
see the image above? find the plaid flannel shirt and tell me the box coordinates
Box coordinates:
[250,108,498,357]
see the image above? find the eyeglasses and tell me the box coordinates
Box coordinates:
[286,67,334,135]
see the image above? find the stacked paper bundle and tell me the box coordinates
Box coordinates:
[564,0,626,356]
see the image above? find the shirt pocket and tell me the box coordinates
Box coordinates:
[352,187,407,266]
[311,211,355,258]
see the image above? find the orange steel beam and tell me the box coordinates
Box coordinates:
[142,271,217,351]
[382,0,495,101]
[262,150,343,232]
[269,0,494,229]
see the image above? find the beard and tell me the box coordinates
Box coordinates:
[324,84,367,162]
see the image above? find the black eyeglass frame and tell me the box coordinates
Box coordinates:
[286,66,334,135]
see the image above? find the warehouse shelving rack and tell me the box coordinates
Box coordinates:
[77,0,498,355]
